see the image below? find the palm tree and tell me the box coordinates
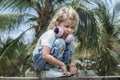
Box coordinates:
[0,37,30,76]
[71,0,120,75]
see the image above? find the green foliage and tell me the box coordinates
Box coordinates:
[0,14,24,31]
[0,38,31,76]
[72,0,120,76]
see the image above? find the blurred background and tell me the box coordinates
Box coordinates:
[0,0,120,77]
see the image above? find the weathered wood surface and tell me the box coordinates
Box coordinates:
[0,76,120,80]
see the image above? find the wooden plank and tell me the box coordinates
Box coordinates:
[0,76,120,80]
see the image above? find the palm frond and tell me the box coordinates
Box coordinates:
[71,0,120,75]
[0,0,33,12]
[0,38,31,76]
[0,13,25,31]
[0,27,33,60]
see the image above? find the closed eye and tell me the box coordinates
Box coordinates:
[71,27,75,30]
[65,25,69,28]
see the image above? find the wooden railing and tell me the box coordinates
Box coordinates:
[0,76,120,80]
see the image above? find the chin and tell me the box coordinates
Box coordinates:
[63,34,67,36]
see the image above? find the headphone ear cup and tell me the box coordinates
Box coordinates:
[66,34,74,43]
[54,27,64,37]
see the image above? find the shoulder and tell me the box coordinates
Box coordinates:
[40,30,55,37]
[43,30,55,36]
[45,30,56,40]
[46,30,54,34]
[40,30,56,48]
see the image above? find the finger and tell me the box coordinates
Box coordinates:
[63,71,67,76]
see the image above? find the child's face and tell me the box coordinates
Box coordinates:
[58,19,76,37]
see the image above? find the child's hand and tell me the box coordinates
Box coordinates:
[69,65,77,75]
[61,63,67,76]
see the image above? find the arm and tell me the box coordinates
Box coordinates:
[42,45,64,66]
[42,45,67,75]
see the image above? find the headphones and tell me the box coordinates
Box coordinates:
[53,26,74,43]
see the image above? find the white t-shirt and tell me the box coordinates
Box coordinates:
[33,30,56,56]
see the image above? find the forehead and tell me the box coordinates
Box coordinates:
[62,19,76,27]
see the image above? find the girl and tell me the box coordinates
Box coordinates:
[32,6,79,77]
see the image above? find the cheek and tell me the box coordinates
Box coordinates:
[63,28,67,32]
[63,30,68,36]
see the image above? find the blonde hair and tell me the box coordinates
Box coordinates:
[48,6,79,32]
